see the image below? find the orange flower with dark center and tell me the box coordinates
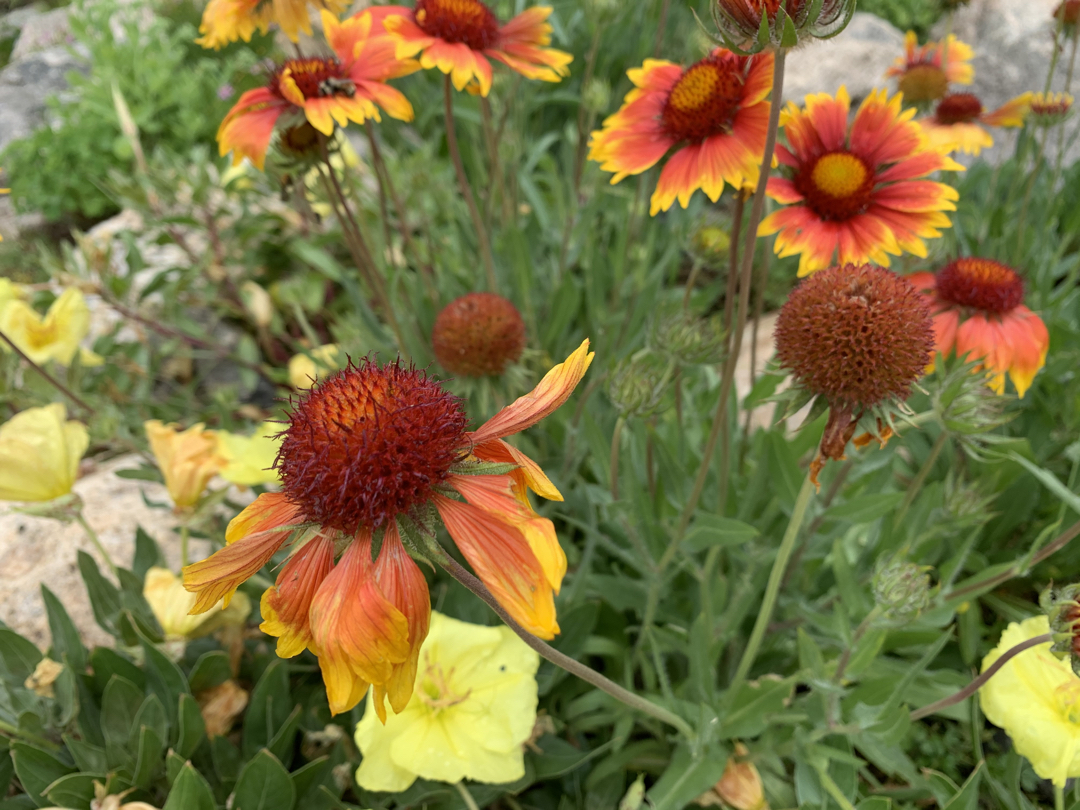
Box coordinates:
[775,263,934,484]
[1030,92,1074,127]
[183,341,593,719]
[217,9,419,170]
[383,0,572,96]
[885,31,973,105]
[921,91,1032,155]
[589,49,773,215]
[197,0,349,48]
[909,259,1049,397]
[760,87,962,276]
[432,292,526,377]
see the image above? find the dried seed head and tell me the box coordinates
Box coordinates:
[432,293,526,377]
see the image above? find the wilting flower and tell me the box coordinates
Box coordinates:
[711,0,854,52]
[908,258,1049,398]
[0,287,93,366]
[218,9,418,170]
[353,611,539,792]
[196,0,349,48]
[885,31,973,105]
[432,292,526,377]
[288,343,342,389]
[144,567,251,640]
[44,782,161,810]
[383,0,572,96]
[183,341,592,717]
[24,658,64,699]
[774,264,934,484]
[760,87,962,277]
[145,421,227,509]
[1029,92,1074,128]
[697,743,768,809]
[0,404,88,502]
[980,615,1080,787]
[920,92,1032,156]
[589,49,773,215]
[218,422,282,486]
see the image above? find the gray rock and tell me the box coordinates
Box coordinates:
[0,44,85,153]
[9,5,70,60]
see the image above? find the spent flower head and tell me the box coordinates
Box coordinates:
[432,292,526,378]
[711,0,856,53]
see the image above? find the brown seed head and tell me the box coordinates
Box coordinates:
[774,263,935,410]
[432,292,526,377]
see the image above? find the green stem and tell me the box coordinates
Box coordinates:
[180,521,190,570]
[75,511,118,576]
[815,762,857,810]
[455,782,481,810]
[0,328,93,415]
[435,550,695,739]
[726,469,814,701]
[1046,23,1064,94]
[909,633,1052,721]
[1056,784,1066,810]
[610,415,626,500]
[443,75,498,292]
[894,430,948,527]
[0,719,60,750]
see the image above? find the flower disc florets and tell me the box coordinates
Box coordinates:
[936,257,1024,314]
[432,293,526,377]
[415,0,500,50]
[277,359,469,534]
[934,92,983,124]
[1030,92,1074,127]
[774,263,935,410]
[898,65,949,104]
[271,58,355,102]
[661,53,746,142]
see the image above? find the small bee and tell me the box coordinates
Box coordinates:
[318,77,357,98]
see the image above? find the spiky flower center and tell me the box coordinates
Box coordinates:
[415,0,499,50]
[272,58,355,102]
[662,54,746,142]
[898,64,949,104]
[432,292,526,377]
[936,257,1024,314]
[774,263,935,410]
[795,151,874,221]
[277,359,468,534]
[935,92,983,124]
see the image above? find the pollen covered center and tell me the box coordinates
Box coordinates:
[277,359,468,535]
[416,659,471,713]
[415,0,500,51]
[662,56,745,142]
[898,64,949,104]
[796,151,874,221]
[273,58,354,101]
[936,257,1024,313]
[935,92,983,124]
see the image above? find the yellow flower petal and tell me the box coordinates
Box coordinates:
[0,403,88,502]
[217,422,282,486]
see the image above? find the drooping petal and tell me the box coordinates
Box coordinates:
[217,87,287,169]
[1001,307,1049,398]
[473,438,562,502]
[260,531,335,658]
[470,339,593,444]
[183,525,293,613]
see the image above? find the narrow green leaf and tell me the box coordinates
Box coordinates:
[133,527,164,580]
[722,676,796,739]
[289,757,330,804]
[90,648,145,694]
[233,750,296,810]
[77,551,122,637]
[0,630,43,685]
[101,675,144,750]
[41,586,87,672]
[62,735,107,773]
[135,625,190,727]
[131,725,165,789]
[11,742,74,808]
[176,693,206,759]
[942,761,983,810]
[242,661,294,759]
[683,516,759,553]
[647,745,728,810]
[266,705,303,768]
[162,763,216,810]
[43,772,103,810]
[826,493,905,524]
[188,650,231,695]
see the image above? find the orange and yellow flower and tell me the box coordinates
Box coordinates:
[183,341,593,718]
[909,258,1049,397]
[759,87,962,277]
[197,0,348,49]
[920,92,1032,156]
[217,9,418,170]
[382,0,572,96]
[588,49,773,216]
[885,31,973,105]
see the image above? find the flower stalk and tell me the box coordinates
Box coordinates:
[0,327,93,416]
[75,510,118,577]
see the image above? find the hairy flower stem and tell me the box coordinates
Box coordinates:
[435,550,696,739]
[893,429,948,527]
[0,328,93,415]
[480,98,513,227]
[726,469,815,704]
[909,633,1052,721]
[443,76,498,292]
[610,416,626,500]
[75,511,118,577]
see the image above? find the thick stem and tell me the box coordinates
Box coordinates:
[610,415,626,500]
[726,469,814,701]
[443,76,498,292]
[0,719,60,750]
[909,633,1052,721]
[720,194,746,353]
[743,236,773,438]
[75,511,118,577]
[436,551,695,739]
[0,328,94,415]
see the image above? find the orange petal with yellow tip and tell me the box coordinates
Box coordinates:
[183,527,292,614]
[225,492,302,544]
[470,339,593,444]
[260,532,335,659]
[473,437,562,501]
[433,493,558,639]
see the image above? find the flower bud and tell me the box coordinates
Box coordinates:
[652,313,725,365]
[872,559,932,621]
[691,224,732,262]
[608,353,668,418]
[583,78,612,116]
[1041,583,1080,675]
[711,0,856,53]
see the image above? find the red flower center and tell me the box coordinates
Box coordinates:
[1057,0,1080,25]
[661,53,747,142]
[414,0,500,51]
[898,64,949,104]
[795,151,875,221]
[272,58,355,102]
[432,292,526,377]
[934,92,983,124]
[277,359,469,534]
[935,257,1024,313]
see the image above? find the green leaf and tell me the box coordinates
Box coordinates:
[131,694,169,747]
[176,693,206,759]
[942,761,983,810]
[683,516,760,553]
[266,705,303,767]
[242,661,294,760]
[289,757,331,804]
[165,751,186,786]
[77,551,122,637]
[162,763,216,810]
[133,527,164,580]
[826,493,905,524]
[0,740,13,796]
[11,742,74,808]
[101,675,144,750]
[233,749,297,810]
[1007,452,1080,515]
[211,735,243,785]
[131,725,165,789]
[90,648,146,694]
[188,651,232,693]
[62,735,107,773]
[845,627,888,680]
[42,772,103,810]
[646,745,728,810]
[41,586,87,672]
[136,624,190,727]
[722,676,796,738]
[0,630,43,686]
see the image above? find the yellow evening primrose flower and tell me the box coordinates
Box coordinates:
[143,567,251,640]
[144,420,227,509]
[354,611,540,793]
[288,343,341,389]
[980,615,1080,787]
[0,279,27,314]
[0,287,93,365]
[0,404,89,502]
[218,422,282,487]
